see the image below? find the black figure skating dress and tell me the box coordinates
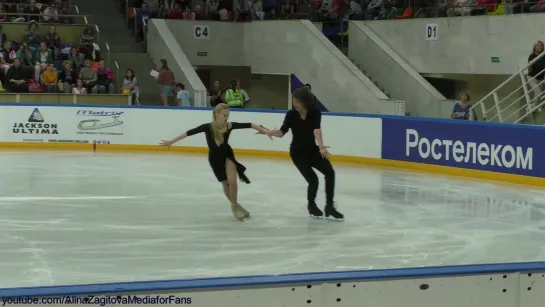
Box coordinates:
[186,122,252,183]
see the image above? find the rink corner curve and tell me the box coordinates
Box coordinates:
[2,103,545,189]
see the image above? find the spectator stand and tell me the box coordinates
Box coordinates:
[0,93,130,104]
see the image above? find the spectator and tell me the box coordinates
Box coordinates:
[80,26,96,59]
[250,0,265,20]
[451,91,477,120]
[366,0,385,19]
[42,63,57,93]
[58,0,72,23]
[530,0,545,13]
[96,60,115,94]
[44,25,61,60]
[136,3,151,41]
[168,3,184,18]
[156,59,175,106]
[34,42,53,81]
[452,0,474,16]
[24,21,41,51]
[58,62,77,93]
[69,47,85,75]
[6,59,28,93]
[182,6,196,19]
[0,41,15,75]
[237,79,250,105]
[72,78,87,95]
[122,68,138,105]
[206,0,221,18]
[24,0,40,22]
[42,3,59,22]
[155,2,169,18]
[79,59,98,93]
[145,0,159,12]
[224,79,244,108]
[17,43,34,75]
[175,82,191,106]
[0,25,7,47]
[209,80,224,107]
[528,40,545,103]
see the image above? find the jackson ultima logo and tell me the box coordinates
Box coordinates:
[12,108,59,135]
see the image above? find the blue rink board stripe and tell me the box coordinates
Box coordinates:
[2,262,545,297]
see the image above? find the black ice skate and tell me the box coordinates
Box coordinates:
[325,203,344,221]
[308,202,323,218]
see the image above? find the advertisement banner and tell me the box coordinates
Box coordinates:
[6,106,127,145]
[381,118,545,177]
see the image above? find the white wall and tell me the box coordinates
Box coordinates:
[147,20,208,106]
[366,15,545,74]
[165,20,399,114]
[349,21,455,118]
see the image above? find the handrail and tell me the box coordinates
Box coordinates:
[470,50,545,123]
[74,5,79,14]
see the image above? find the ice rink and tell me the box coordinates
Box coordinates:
[2,150,545,289]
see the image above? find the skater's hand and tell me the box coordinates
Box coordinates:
[159,140,174,148]
[319,145,331,159]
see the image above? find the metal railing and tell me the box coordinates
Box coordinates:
[470,51,545,124]
[0,12,90,24]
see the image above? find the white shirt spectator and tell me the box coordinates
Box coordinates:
[42,6,59,22]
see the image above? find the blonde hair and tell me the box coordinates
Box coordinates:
[210,103,231,146]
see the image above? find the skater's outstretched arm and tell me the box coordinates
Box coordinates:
[266,111,291,138]
[159,124,207,147]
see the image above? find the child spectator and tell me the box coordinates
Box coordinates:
[72,78,87,95]
[451,91,477,120]
[6,59,28,93]
[96,60,114,94]
[42,63,57,93]
[175,82,191,106]
[58,62,77,93]
[123,68,138,105]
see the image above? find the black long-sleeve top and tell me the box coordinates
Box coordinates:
[280,107,321,151]
[187,122,251,150]
[529,52,545,80]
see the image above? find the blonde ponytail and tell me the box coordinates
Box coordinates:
[210,103,231,146]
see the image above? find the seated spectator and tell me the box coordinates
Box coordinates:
[206,0,221,19]
[43,3,59,22]
[58,0,72,23]
[72,78,87,95]
[122,68,138,105]
[182,6,196,19]
[79,60,97,93]
[530,0,545,12]
[250,0,265,20]
[6,59,28,93]
[42,63,57,93]
[155,3,169,18]
[69,47,85,76]
[44,25,61,60]
[24,0,40,22]
[58,62,77,93]
[451,0,474,16]
[34,42,53,81]
[17,43,34,74]
[175,82,191,106]
[96,60,114,94]
[451,91,476,120]
[168,3,184,18]
[24,21,41,51]
[80,26,96,60]
[367,0,385,19]
[0,40,15,75]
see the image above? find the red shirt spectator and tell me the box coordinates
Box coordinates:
[168,4,184,19]
[476,0,495,12]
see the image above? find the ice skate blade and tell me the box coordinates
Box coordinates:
[325,215,344,221]
[309,214,323,219]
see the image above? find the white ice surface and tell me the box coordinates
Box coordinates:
[1,150,545,289]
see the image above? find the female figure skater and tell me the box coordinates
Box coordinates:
[160,103,271,221]
[264,87,343,220]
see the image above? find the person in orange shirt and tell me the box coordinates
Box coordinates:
[42,63,58,93]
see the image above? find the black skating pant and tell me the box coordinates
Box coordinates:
[290,149,335,205]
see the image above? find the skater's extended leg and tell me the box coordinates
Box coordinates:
[226,159,247,220]
[312,155,343,220]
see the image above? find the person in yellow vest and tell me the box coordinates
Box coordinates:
[224,79,246,108]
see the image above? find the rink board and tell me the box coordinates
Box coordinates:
[1,103,545,187]
[2,103,545,306]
